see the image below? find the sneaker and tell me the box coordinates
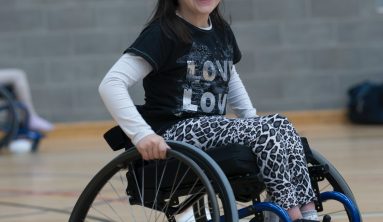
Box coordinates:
[293,214,331,222]
[9,139,32,154]
[175,207,195,222]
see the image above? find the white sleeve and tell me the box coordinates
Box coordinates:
[98,53,155,145]
[227,66,258,118]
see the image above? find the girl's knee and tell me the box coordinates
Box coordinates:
[12,69,26,79]
[274,113,289,121]
[3,69,26,80]
[273,113,295,128]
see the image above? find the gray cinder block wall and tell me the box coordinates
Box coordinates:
[1,0,383,122]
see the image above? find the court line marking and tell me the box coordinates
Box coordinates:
[0,188,79,197]
[0,201,72,220]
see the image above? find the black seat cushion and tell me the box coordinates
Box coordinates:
[205,144,259,177]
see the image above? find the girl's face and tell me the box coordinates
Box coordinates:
[177,0,221,25]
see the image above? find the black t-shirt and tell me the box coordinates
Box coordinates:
[125,17,242,132]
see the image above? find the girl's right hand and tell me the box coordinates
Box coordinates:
[136,134,170,160]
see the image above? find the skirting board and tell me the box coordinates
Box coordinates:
[49,109,348,139]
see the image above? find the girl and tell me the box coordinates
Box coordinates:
[99,0,320,221]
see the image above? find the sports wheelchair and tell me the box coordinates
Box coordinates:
[69,126,362,222]
[0,84,43,152]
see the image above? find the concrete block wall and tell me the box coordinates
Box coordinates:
[1,0,383,122]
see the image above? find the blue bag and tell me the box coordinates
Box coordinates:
[348,81,383,124]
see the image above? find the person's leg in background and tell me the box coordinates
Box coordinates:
[0,68,53,132]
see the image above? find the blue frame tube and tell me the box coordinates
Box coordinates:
[320,191,361,222]
[216,191,361,222]
[222,202,291,222]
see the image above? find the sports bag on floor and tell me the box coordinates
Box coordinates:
[348,81,383,124]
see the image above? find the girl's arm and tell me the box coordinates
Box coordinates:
[99,54,169,160]
[227,66,258,118]
[98,54,155,145]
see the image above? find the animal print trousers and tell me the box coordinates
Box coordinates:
[161,114,316,209]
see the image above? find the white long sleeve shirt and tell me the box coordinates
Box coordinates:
[99,53,257,145]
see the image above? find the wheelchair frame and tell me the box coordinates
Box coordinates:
[0,85,43,151]
[69,136,362,222]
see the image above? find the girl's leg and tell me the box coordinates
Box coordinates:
[269,114,318,220]
[162,114,316,221]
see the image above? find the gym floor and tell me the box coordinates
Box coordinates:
[0,117,382,222]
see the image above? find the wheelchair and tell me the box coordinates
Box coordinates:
[69,126,362,222]
[0,84,44,152]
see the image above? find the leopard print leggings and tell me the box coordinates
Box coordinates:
[161,114,316,209]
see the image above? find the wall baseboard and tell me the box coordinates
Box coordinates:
[279,109,348,125]
[48,109,348,138]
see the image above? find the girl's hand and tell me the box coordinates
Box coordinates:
[136,134,170,160]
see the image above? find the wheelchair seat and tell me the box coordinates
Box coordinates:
[0,84,44,151]
[102,126,325,204]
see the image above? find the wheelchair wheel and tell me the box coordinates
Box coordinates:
[69,141,238,222]
[308,149,361,222]
[0,86,18,149]
[197,143,361,222]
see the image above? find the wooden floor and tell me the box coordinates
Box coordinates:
[0,115,382,221]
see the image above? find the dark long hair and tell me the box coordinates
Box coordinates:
[147,0,228,43]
